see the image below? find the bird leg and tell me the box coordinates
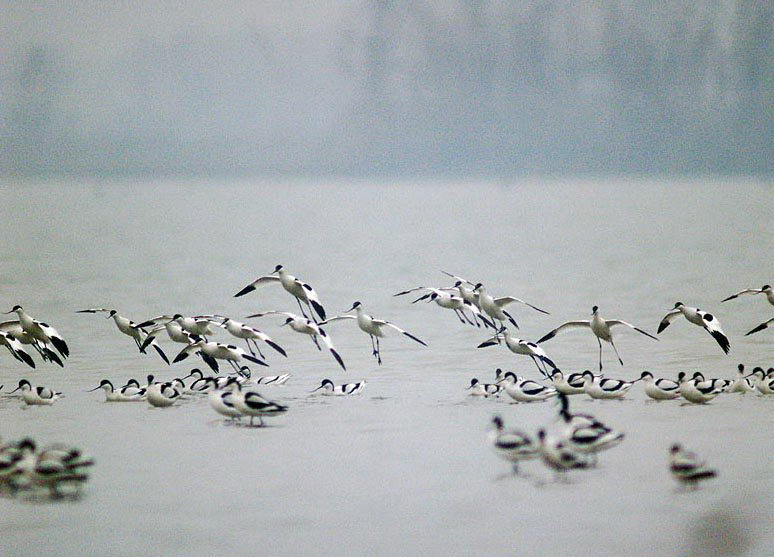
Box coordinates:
[460,310,476,326]
[376,337,382,365]
[597,336,603,371]
[296,297,311,321]
[245,339,256,356]
[453,309,466,323]
[610,339,624,366]
[251,340,265,360]
[311,335,321,351]
[227,359,240,372]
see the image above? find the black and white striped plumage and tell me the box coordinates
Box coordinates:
[669,444,717,486]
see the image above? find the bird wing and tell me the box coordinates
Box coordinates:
[316,328,346,370]
[234,275,281,297]
[297,280,326,320]
[318,315,357,326]
[657,309,682,333]
[440,271,476,286]
[245,311,297,319]
[697,310,730,354]
[494,296,550,314]
[0,320,23,334]
[0,332,36,368]
[373,320,428,346]
[34,321,69,358]
[537,321,591,343]
[394,286,439,296]
[745,317,774,336]
[606,320,658,340]
[75,308,112,314]
[721,288,762,302]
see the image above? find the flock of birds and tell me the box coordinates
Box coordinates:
[1,267,772,495]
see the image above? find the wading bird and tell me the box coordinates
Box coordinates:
[657,302,730,354]
[235,265,326,322]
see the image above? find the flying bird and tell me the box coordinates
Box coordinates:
[657,302,730,354]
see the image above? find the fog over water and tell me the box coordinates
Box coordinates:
[1,1,771,177]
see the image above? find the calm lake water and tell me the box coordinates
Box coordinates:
[1,177,772,556]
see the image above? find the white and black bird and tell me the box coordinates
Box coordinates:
[4,306,69,361]
[246,311,345,370]
[77,308,170,364]
[676,372,723,404]
[536,429,594,474]
[549,370,588,395]
[87,379,145,401]
[657,302,730,354]
[230,385,288,427]
[489,416,538,474]
[639,371,681,400]
[310,379,365,395]
[319,301,426,365]
[750,368,774,395]
[722,285,773,306]
[235,264,326,322]
[477,327,555,378]
[397,288,494,327]
[474,283,549,329]
[745,317,774,336]
[135,316,197,351]
[669,444,717,488]
[467,378,503,397]
[216,317,287,359]
[146,382,183,407]
[497,372,556,402]
[172,339,268,373]
[580,370,637,399]
[10,379,61,406]
[0,330,36,368]
[729,364,755,394]
[208,379,243,422]
[0,321,63,366]
[538,306,657,371]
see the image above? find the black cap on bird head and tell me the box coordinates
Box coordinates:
[473,283,483,290]
[18,438,36,451]
[273,265,283,273]
[674,302,684,308]
[492,415,503,429]
[592,306,599,313]
[468,378,479,388]
[762,284,771,290]
[172,314,183,320]
[669,443,681,453]
[640,371,653,379]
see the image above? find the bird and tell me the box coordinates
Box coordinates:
[676,372,723,404]
[580,370,636,400]
[477,327,556,378]
[721,285,773,305]
[146,382,183,407]
[0,330,36,368]
[439,272,487,326]
[216,317,287,359]
[657,302,730,354]
[0,321,63,366]
[230,385,288,427]
[473,282,549,330]
[639,371,681,400]
[87,379,145,401]
[555,393,624,457]
[729,364,756,394]
[405,288,494,327]
[489,415,538,474]
[10,380,61,406]
[310,379,365,395]
[11,439,94,499]
[745,317,773,336]
[319,301,426,365]
[172,339,268,373]
[136,317,197,351]
[4,306,69,361]
[548,369,587,395]
[77,309,170,364]
[536,429,594,474]
[251,373,291,386]
[235,264,326,322]
[669,444,717,488]
[208,380,243,422]
[246,311,345,370]
[467,378,503,397]
[497,373,556,402]
[539,306,657,371]
[750,368,774,395]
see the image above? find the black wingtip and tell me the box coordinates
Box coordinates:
[710,330,731,354]
[537,331,555,344]
[331,349,346,371]
[310,300,326,321]
[244,354,269,367]
[266,340,287,357]
[657,322,668,334]
[745,324,766,336]
[403,332,427,346]
[19,351,36,369]
[51,337,69,358]
[154,345,170,365]
[234,285,255,297]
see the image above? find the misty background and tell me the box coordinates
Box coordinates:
[1,1,771,177]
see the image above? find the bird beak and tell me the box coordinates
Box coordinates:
[345,304,357,312]
[309,386,323,393]
[280,321,290,327]
[86,385,102,392]
[3,310,14,314]
[10,386,20,393]
[105,314,113,319]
